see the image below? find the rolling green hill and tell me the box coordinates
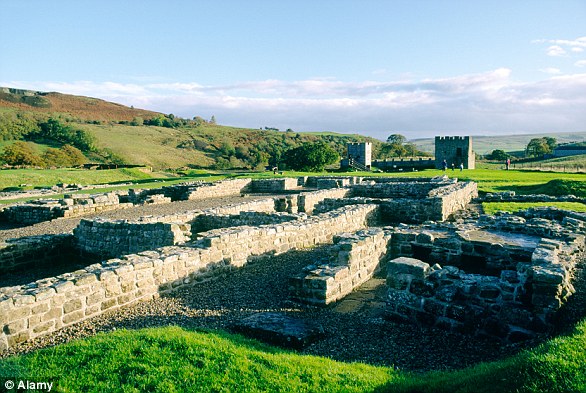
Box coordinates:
[0,88,378,169]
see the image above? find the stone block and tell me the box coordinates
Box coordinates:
[63,299,83,314]
[4,319,27,334]
[387,257,430,279]
[62,310,84,325]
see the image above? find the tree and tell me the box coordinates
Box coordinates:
[544,137,557,151]
[42,148,70,167]
[210,115,217,125]
[283,142,339,171]
[487,149,509,161]
[386,134,406,145]
[60,144,86,166]
[526,138,551,157]
[0,141,42,166]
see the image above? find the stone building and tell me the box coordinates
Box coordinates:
[340,142,372,170]
[435,136,475,169]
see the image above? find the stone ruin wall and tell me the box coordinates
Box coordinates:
[384,209,585,343]
[1,192,133,225]
[313,182,477,223]
[249,178,299,193]
[190,211,303,234]
[74,198,280,259]
[0,204,379,352]
[6,176,581,350]
[290,228,389,305]
[0,235,74,273]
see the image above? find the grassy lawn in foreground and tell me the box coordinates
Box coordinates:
[1,320,585,393]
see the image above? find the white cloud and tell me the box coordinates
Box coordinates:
[3,69,586,139]
[546,45,566,57]
[539,67,562,74]
[575,60,586,67]
[535,36,586,57]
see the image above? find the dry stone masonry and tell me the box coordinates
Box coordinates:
[290,228,390,305]
[1,175,584,353]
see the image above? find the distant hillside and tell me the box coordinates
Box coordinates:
[412,132,586,155]
[0,87,378,169]
[0,87,160,122]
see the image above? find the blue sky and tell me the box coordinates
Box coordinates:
[1,0,585,140]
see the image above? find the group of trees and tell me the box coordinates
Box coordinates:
[486,137,558,162]
[377,134,430,159]
[0,117,95,167]
[526,137,557,157]
[0,141,86,167]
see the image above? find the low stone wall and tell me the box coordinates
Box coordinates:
[250,178,299,193]
[0,204,379,352]
[386,234,582,342]
[316,178,350,189]
[431,182,478,221]
[0,235,74,273]
[351,182,439,199]
[195,204,380,267]
[74,220,192,259]
[2,192,133,224]
[483,192,585,204]
[314,182,476,224]
[290,228,390,305]
[149,179,253,201]
[191,211,303,234]
[304,176,363,188]
[73,198,279,258]
[297,188,351,214]
[180,179,252,200]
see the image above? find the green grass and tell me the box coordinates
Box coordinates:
[483,202,586,215]
[1,320,585,393]
[0,327,395,393]
[0,168,158,190]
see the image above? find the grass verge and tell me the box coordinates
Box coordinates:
[1,321,585,393]
[0,327,395,393]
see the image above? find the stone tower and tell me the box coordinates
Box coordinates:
[347,142,372,168]
[435,136,475,169]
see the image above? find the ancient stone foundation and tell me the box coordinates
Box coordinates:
[290,228,390,305]
[3,175,582,352]
[0,235,74,273]
[385,208,585,343]
[0,204,378,351]
[2,192,132,224]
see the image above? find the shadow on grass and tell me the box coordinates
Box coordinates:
[494,179,586,197]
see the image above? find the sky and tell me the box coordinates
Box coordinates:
[1,0,585,141]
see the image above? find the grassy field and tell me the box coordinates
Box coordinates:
[2,167,585,200]
[0,168,160,190]
[483,201,586,215]
[79,123,216,169]
[1,321,584,393]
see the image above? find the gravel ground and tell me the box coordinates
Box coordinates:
[1,198,584,372]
